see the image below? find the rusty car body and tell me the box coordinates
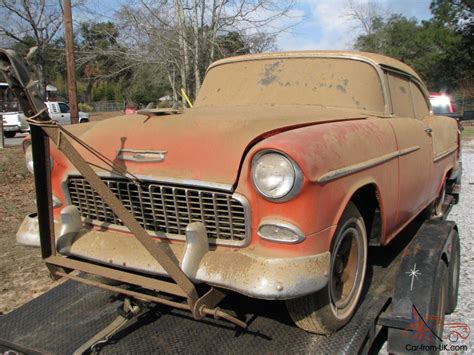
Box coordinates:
[11,50,461,334]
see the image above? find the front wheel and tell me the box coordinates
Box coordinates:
[286,202,368,334]
[4,131,16,138]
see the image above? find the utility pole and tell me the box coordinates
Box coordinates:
[63,0,79,124]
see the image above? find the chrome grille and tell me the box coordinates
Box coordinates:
[66,177,248,244]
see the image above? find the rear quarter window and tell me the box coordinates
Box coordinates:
[387,73,414,118]
[410,82,430,118]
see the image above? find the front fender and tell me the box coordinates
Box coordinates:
[235,117,399,252]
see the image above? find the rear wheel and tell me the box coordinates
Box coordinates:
[286,202,368,334]
[433,181,446,218]
[446,231,460,314]
[419,180,446,220]
[427,260,448,350]
[4,131,16,138]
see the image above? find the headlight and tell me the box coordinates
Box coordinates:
[24,141,53,175]
[252,151,302,201]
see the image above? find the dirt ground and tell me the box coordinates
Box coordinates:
[0,117,473,342]
[0,112,124,314]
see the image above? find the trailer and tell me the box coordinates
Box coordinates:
[0,216,461,354]
[0,48,463,355]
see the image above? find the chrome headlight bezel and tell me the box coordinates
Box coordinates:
[251,150,303,202]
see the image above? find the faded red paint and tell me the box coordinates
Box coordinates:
[43,51,458,275]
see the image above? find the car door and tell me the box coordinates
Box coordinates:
[58,102,71,125]
[386,71,433,228]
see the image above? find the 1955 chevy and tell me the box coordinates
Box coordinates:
[16,51,461,334]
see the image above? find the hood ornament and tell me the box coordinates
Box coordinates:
[117,149,167,162]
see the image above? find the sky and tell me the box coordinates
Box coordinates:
[85,0,434,51]
[276,0,433,50]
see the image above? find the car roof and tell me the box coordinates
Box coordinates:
[210,50,422,82]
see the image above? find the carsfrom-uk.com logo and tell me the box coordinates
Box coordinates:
[402,305,470,352]
[402,263,470,353]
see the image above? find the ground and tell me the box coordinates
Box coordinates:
[0,112,124,314]
[0,118,473,350]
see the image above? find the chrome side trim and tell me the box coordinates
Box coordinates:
[316,146,420,183]
[433,146,457,163]
[398,145,421,156]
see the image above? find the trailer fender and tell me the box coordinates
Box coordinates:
[383,220,458,352]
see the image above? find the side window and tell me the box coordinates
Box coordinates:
[410,81,430,119]
[59,103,70,113]
[387,73,415,118]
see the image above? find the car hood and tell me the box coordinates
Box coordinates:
[65,105,366,187]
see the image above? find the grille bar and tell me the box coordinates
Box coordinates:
[66,177,249,245]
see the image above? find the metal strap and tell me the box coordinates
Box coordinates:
[42,125,199,306]
[72,298,142,355]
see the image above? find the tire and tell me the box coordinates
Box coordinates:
[432,181,446,218]
[419,181,446,220]
[286,202,368,334]
[425,260,448,349]
[79,119,89,123]
[446,230,460,314]
[4,131,16,138]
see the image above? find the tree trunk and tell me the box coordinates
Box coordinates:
[192,0,201,98]
[175,0,190,104]
[85,79,95,104]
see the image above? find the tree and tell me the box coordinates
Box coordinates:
[345,0,385,36]
[430,0,473,98]
[354,13,467,91]
[115,0,296,102]
[76,21,127,103]
[0,0,68,98]
[351,1,473,93]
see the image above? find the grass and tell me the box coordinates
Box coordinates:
[461,125,474,140]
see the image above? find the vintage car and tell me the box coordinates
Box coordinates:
[18,51,461,334]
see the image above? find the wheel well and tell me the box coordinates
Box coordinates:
[350,184,382,246]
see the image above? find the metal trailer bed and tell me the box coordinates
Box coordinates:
[2,216,458,355]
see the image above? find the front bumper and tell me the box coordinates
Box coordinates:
[3,124,21,132]
[16,211,330,300]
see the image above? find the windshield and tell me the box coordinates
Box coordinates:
[195,57,385,112]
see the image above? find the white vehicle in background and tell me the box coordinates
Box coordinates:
[1,111,29,138]
[46,101,90,126]
[2,100,90,138]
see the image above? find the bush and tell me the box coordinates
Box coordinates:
[157,101,173,108]
[78,103,93,112]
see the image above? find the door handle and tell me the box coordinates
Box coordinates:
[425,127,432,136]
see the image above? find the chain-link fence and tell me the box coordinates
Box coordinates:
[90,100,125,112]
